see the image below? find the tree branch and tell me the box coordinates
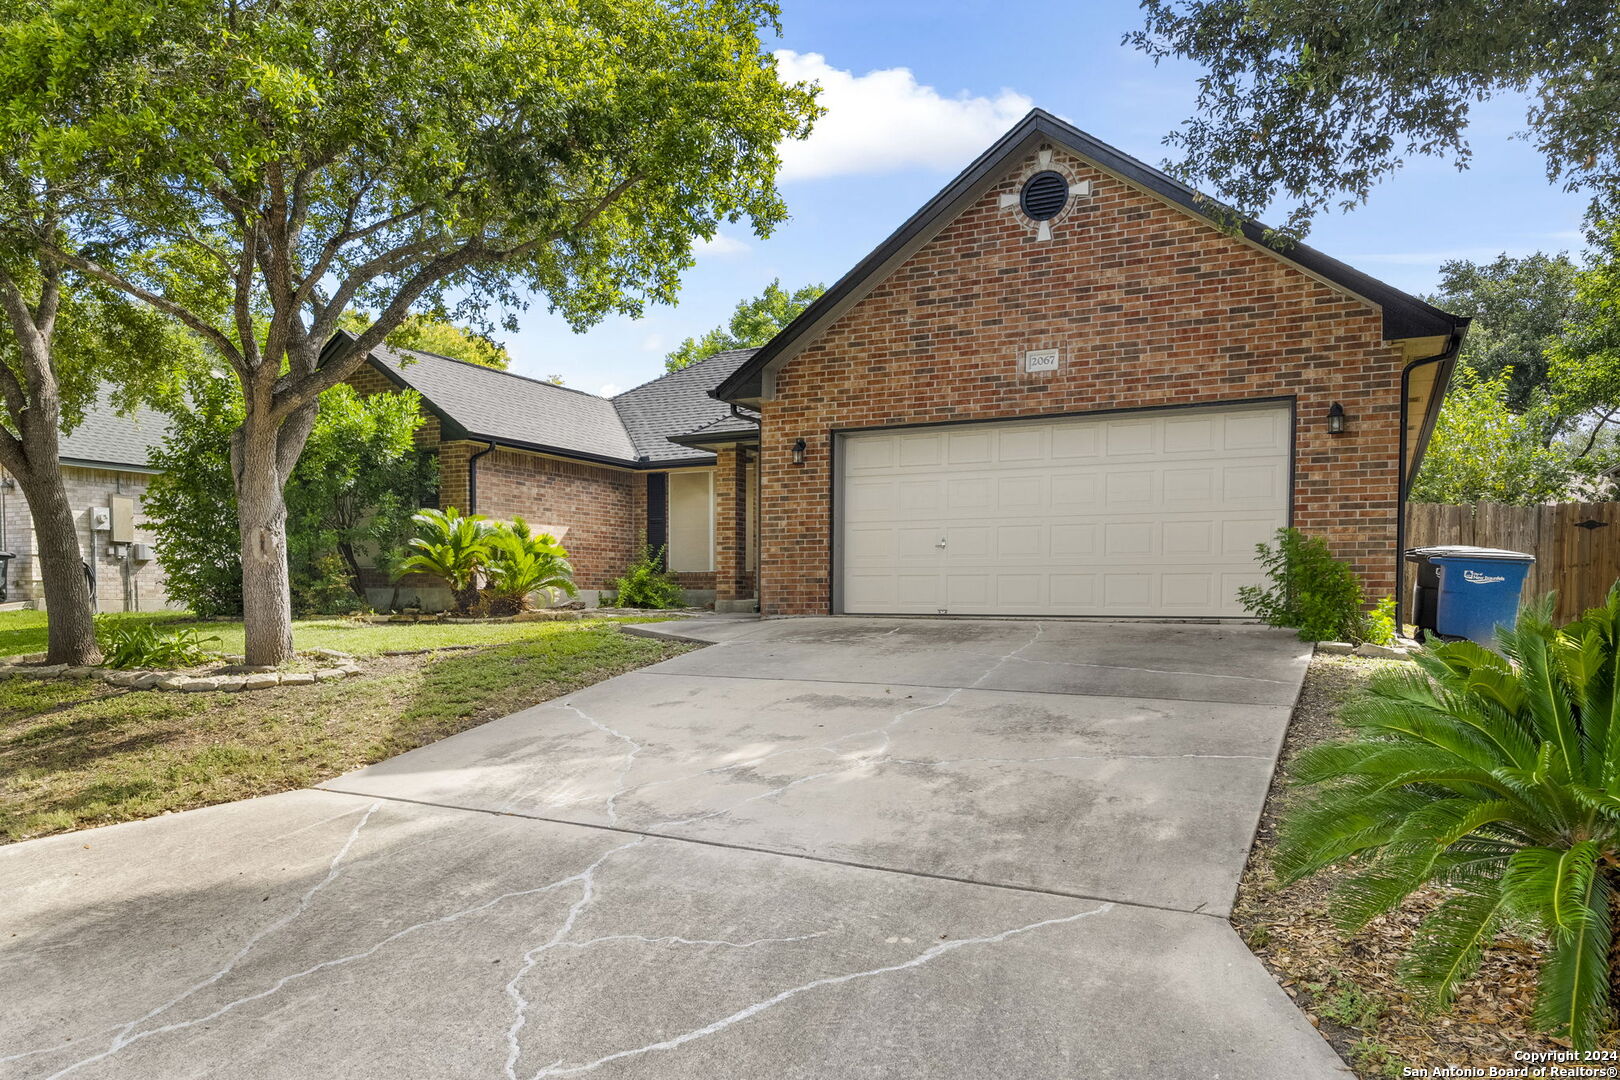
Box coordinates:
[42,244,247,373]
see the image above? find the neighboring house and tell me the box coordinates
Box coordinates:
[0,393,171,612]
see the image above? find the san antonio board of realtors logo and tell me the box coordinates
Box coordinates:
[1462,569,1506,585]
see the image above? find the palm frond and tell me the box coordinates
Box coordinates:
[1401,883,1505,1008]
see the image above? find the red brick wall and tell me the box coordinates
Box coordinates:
[346,364,642,592]
[456,445,639,590]
[757,145,1408,616]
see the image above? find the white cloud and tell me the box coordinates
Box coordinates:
[693,232,751,257]
[775,51,1034,182]
[598,382,622,397]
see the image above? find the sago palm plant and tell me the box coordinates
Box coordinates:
[396,506,490,613]
[1276,586,1620,1049]
[482,517,577,615]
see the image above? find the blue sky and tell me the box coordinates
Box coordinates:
[503,0,1590,395]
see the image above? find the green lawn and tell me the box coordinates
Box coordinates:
[0,608,668,659]
[0,618,696,843]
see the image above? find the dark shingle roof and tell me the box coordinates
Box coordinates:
[369,344,639,464]
[610,348,758,463]
[669,412,760,449]
[57,392,169,470]
[364,340,753,467]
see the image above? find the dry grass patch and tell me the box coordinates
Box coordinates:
[1,621,694,843]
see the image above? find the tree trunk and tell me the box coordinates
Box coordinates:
[18,469,101,665]
[336,539,367,601]
[233,406,315,667]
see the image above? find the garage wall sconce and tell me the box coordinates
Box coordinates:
[1327,402,1347,435]
[792,438,807,466]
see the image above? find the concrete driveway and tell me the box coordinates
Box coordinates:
[1,618,1347,1079]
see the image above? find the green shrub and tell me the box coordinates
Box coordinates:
[292,552,370,617]
[608,542,685,609]
[481,517,577,615]
[1275,586,1620,1050]
[1237,527,1369,642]
[1357,596,1398,647]
[98,619,221,669]
[397,507,491,614]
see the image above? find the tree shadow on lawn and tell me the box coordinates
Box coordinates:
[0,626,693,844]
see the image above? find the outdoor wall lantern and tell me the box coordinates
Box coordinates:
[792,438,807,465]
[1327,402,1346,435]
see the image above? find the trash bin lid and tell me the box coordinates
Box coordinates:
[1411,545,1535,563]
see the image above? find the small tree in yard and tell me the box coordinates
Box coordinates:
[0,0,819,664]
[1277,586,1620,1050]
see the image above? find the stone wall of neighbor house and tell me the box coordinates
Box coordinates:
[0,465,172,612]
[756,145,1409,616]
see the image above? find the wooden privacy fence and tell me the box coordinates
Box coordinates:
[1405,502,1620,624]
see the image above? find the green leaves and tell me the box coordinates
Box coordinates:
[1127,0,1620,235]
[665,279,825,371]
[1279,582,1620,1047]
[398,510,577,615]
[1408,362,1580,505]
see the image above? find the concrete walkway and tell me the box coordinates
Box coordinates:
[0,618,1349,1079]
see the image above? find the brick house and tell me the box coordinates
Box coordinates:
[348,343,761,609]
[24,110,1463,623]
[707,109,1466,620]
[353,110,1463,622]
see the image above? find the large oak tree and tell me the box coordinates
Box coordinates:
[0,0,818,664]
[1128,0,1620,236]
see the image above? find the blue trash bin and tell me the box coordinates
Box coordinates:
[1417,546,1536,646]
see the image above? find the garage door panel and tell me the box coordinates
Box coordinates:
[1051,425,1100,459]
[1104,470,1155,509]
[1224,409,1289,451]
[1163,520,1217,557]
[897,434,943,466]
[946,478,992,511]
[947,431,993,464]
[1162,416,1220,455]
[995,524,1044,557]
[1222,464,1285,505]
[838,403,1290,617]
[1104,420,1156,457]
[998,475,1044,509]
[997,427,1046,461]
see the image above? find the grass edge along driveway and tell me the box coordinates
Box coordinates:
[0,617,695,844]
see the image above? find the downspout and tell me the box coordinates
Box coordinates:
[466,440,497,514]
[1393,328,1467,629]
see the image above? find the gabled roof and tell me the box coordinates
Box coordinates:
[716,108,1468,404]
[360,336,753,469]
[57,391,169,471]
[611,348,758,463]
[366,343,639,465]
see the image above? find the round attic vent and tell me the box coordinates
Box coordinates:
[1019,170,1069,221]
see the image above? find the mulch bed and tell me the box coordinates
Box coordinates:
[1232,654,1615,1077]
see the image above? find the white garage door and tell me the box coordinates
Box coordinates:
[837,403,1291,617]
